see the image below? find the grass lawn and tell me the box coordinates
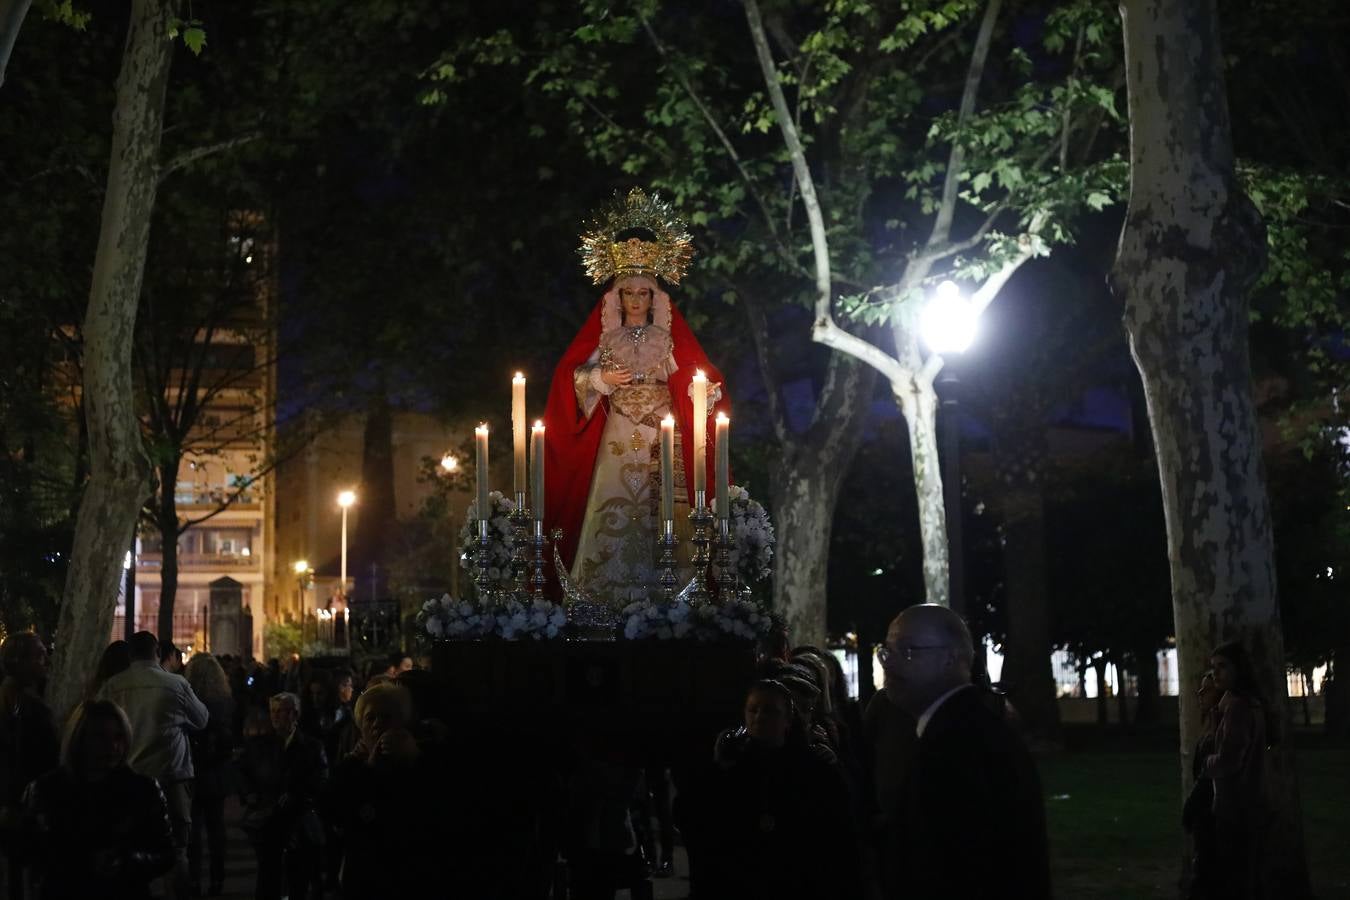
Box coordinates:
[1039,736,1350,899]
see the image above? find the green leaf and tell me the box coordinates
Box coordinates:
[183,26,207,56]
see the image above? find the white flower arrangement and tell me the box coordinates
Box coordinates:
[419,593,567,641]
[621,596,772,642]
[720,484,775,583]
[457,491,518,586]
[419,593,495,639]
[493,596,569,640]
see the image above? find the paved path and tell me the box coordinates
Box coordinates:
[205,800,691,899]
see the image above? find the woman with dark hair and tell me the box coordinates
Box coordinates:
[686,679,860,900]
[21,700,174,899]
[87,640,132,701]
[1204,641,1269,899]
[185,654,235,897]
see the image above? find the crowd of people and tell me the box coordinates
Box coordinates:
[0,610,1276,900]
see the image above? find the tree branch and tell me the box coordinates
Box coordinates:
[1061,24,1085,173]
[970,210,1049,316]
[744,0,830,330]
[158,132,262,183]
[926,0,1003,249]
[737,286,790,446]
[637,15,786,247]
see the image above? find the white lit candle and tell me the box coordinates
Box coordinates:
[512,373,527,496]
[475,423,490,519]
[531,421,545,522]
[715,412,730,519]
[692,370,707,498]
[660,415,675,522]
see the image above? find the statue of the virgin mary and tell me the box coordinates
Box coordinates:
[543,190,729,605]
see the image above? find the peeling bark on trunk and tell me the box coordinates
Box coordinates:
[893,374,948,607]
[48,0,177,723]
[770,353,874,644]
[1115,0,1309,891]
[156,462,179,642]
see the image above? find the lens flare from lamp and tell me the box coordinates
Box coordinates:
[922,280,978,354]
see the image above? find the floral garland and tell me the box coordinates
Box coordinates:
[719,484,775,583]
[621,596,772,642]
[420,593,567,641]
[456,491,517,586]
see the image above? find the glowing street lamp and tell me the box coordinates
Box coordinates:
[440,453,459,473]
[293,559,313,612]
[921,280,979,355]
[337,490,356,600]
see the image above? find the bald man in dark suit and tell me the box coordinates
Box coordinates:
[878,604,1051,900]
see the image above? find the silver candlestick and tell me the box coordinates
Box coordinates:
[509,492,530,588]
[530,520,548,601]
[473,518,493,600]
[686,490,714,605]
[714,516,735,601]
[658,518,679,603]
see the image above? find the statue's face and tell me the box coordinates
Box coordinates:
[617,276,655,324]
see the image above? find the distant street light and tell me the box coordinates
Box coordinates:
[293,559,313,614]
[440,453,459,473]
[337,490,357,601]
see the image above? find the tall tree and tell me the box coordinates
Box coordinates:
[1113,0,1308,891]
[47,0,178,721]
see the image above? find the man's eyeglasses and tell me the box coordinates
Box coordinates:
[877,644,949,666]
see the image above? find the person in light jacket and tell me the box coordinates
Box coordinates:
[97,631,208,898]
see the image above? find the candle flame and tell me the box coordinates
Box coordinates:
[716,411,729,423]
[476,423,488,433]
[513,372,525,381]
[694,370,706,380]
[533,420,544,430]
[662,415,675,426]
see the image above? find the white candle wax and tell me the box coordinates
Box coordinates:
[692,370,707,498]
[512,373,527,496]
[660,415,675,522]
[475,423,490,519]
[715,412,730,519]
[531,421,546,522]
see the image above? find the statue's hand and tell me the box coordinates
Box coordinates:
[685,380,723,406]
[601,366,632,387]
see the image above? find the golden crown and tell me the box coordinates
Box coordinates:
[578,188,695,285]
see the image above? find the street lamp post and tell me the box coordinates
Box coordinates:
[337,490,356,601]
[922,280,983,677]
